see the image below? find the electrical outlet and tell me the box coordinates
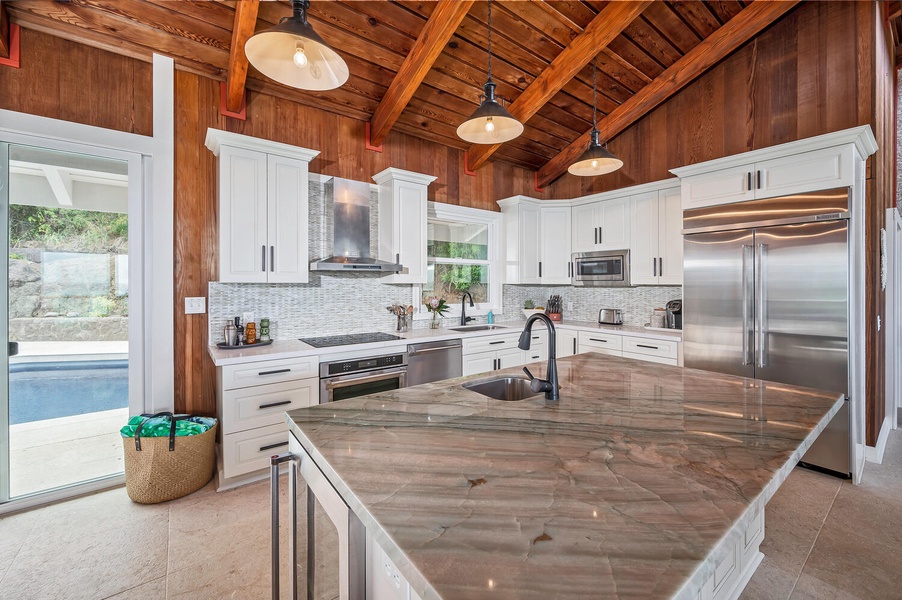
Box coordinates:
[243,311,255,324]
[567,302,573,312]
[184,297,205,314]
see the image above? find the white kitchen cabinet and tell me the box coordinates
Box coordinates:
[630,187,683,285]
[498,196,571,284]
[462,332,524,376]
[571,196,630,253]
[557,329,579,358]
[373,168,437,284]
[215,354,319,486]
[578,330,623,357]
[205,128,318,283]
[677,144,855,210]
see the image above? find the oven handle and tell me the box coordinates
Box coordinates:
[324,370,406,390]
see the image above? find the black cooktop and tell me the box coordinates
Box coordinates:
[299,331,402,348]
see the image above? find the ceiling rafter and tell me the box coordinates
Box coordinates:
[368,0,474,148]
[465,0,652,172]
[536,0,802,188]
[0,0,11,58]
[225,0,259,114]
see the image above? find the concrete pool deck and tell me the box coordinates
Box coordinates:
[8,341,129,498]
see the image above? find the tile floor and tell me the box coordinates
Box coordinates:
[0,429,899,600]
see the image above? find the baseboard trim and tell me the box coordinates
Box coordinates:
[865,416,892,464]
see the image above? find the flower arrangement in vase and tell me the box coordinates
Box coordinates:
[426,297,449,329]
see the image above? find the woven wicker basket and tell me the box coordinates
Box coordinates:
[122,414,217,504]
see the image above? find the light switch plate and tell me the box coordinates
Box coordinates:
[185,297,206,314]
[567,302,574,312]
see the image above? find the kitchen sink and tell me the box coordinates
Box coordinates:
[463,377,540,401]
[448,324,509,331]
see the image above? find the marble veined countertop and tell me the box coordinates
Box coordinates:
[286,353,843,600]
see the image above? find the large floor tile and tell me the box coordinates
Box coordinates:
[0,488,169,599]
[102,576,167,600]
[738,560,797,600]
[0,508,39,585]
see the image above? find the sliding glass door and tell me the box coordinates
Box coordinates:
[1,141,137,504]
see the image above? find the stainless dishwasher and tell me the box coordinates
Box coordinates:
[407,338,462,386]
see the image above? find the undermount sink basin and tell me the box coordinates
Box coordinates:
[463,377,540,401]
[448,324,509,332]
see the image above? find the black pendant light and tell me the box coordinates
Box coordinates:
[456,0,523,144]
[568,58,623,176]
[244,0,349,91]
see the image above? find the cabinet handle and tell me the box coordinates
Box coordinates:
[539,261,542,277]
[599,227,603,243]
[270,246,275,272]
[653,258,656,277]
[747,172,752,191]
[589,338,607,343]
[489,340,505,345]
[756,170,762,189]
[594,227,598,244]
[532,335,540,340]
[259,400,292,410]
[659,257,663,276]
[568,261,571,278]
[637,344,659,350]
[260,440,289,452]
[262,245,266,272]
[259,368,291,376]
[573,339,577,354]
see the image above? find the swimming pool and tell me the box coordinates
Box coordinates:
[9,360,128,424]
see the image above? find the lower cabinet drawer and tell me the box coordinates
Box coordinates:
[522,341,547,364]
[622,336,679,359]
[221,423,289,479]
[221,378,317,434]
[220,355,319,390]
[462,333,520,354]
[578,331,623,352]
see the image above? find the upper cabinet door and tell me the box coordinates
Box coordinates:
[629,191,659,285]
[596,197,631,250]
[267,155,309,284]
[571,202,600,253]
[657,187,683,285]
[540,206,572,284]
[219,146,269,283]
[756,145,854,200]
[681,164,756,210]
[518,202,542,284]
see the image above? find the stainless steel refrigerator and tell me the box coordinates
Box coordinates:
[682,188,851,477]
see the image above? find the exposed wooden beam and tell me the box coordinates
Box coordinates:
[465,0,652,172]
[0,0,10,59]
[368,0,474,148]
[225,0,259,114]
[536,0,802,189]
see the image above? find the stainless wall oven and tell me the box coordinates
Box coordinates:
[319,352,408,403]
[572,249,630,286]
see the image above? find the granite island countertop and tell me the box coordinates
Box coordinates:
[286,353,843,600]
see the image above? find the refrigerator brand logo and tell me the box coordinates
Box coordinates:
[816,213,843,221]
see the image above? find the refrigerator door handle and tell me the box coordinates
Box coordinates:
[741,244,753,366]
[756,243,768,368]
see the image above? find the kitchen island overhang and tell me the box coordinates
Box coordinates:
[285,353,844,600]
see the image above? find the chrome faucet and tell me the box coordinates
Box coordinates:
[519,313,560,401]
[460,292,475,326]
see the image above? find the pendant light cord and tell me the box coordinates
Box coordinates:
[487,0,493,82]
[592,56,598,131]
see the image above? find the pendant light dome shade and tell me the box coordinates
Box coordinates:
[244,0,349,91]
[568,130,623,176]
[456,80,524,144]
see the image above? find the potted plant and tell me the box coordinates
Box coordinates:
[522,299,545,318]
[426,297,450,329]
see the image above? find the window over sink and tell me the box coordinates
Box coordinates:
[413,203,502,319]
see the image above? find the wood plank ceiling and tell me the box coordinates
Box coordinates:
[5,0,799,185]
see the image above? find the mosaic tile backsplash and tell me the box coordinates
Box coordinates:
[208,176,682,342]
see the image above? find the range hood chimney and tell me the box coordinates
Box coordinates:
[310,177,403,272]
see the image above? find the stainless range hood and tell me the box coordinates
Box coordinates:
[310,177,402,272]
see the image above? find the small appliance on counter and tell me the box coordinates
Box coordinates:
[665,299,682,329]
[598,309,623,325]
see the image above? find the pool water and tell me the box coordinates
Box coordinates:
[9,360,128,424]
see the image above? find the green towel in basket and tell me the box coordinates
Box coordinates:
[120,415,217,438]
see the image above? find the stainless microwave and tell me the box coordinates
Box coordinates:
[572,250,630,287]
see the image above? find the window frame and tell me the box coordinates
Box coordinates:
[413,202,503,320]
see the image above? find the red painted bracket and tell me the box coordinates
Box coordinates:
[0,23,21,69]
[533,172,545,193]
[219,82,247,120]
[365,122,383,153]
[463,151,477,177]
